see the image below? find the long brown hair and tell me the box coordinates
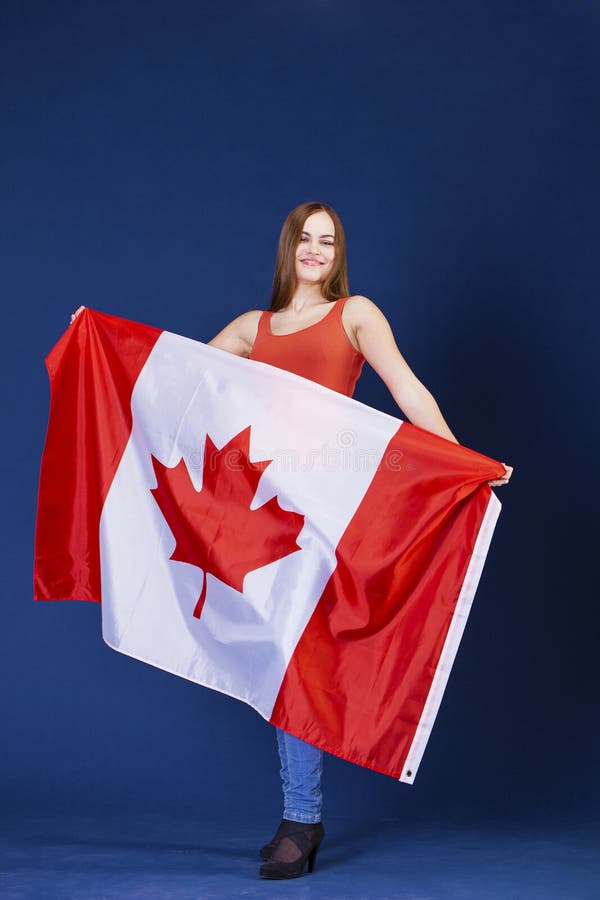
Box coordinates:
[269,201,350,311]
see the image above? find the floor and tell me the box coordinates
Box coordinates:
[1,813,597,899]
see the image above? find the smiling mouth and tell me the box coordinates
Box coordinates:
[300,259,322,266]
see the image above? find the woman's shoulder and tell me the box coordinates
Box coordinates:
[237,308,265,322]
[226,308,264,334]
[345,293,379,308]
[343,294,386,321]
[207,308,264,355]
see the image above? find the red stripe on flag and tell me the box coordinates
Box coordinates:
[34,309,161,602]
[270,423,504,779]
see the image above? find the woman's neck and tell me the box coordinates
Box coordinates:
[287,283,328,313]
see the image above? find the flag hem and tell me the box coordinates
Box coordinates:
[398,489,502,784]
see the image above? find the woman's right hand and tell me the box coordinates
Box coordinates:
[70,305,86,324]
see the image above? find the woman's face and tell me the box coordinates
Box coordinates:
[294,210,336,286]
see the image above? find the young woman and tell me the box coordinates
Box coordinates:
[207,201,513,880]
[70,200,512,880]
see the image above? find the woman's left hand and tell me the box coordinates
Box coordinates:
[488,463,513,488]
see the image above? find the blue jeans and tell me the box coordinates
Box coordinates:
[275,727,324,824]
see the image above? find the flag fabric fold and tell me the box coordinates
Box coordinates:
[34,308,505,783]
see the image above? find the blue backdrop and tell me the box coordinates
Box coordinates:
[3,1,598,827]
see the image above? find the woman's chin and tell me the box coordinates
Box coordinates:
[296,269,327,285]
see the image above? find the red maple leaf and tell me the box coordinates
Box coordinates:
[150,426,304,618]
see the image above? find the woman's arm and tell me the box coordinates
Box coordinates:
[346,295,513,486]
[347,295,458,441]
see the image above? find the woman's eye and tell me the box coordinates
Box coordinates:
[299,236,334,246]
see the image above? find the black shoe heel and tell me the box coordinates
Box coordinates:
[307,844,319,873]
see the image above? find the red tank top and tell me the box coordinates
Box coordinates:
[249,297,365,397]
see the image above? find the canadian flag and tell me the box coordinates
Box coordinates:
[34,309,505,783]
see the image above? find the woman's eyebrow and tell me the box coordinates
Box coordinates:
[301,230,335,238]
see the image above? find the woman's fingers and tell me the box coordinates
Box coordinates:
[69,305,86,324]
[488,462,513,488]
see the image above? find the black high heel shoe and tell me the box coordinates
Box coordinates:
[259,820,324,879]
